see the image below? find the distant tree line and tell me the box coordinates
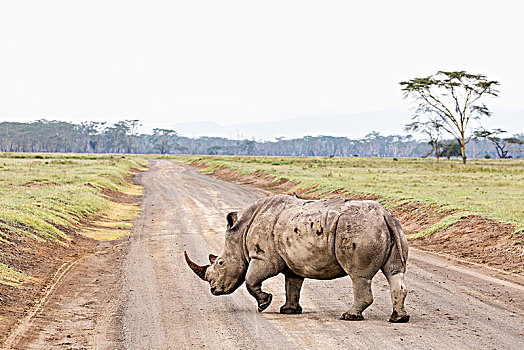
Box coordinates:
[0,119,522,158]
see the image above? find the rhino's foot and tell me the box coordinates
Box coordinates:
[257,293,272,312]
[389,310,410,323]
[340,312,364,321]
[280,305,303,314]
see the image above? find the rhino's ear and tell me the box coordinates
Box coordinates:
[226,211,238,231]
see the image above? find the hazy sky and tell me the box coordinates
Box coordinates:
[1,1,523,137]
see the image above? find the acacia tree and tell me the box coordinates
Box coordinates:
[441,140,462,159]
[77,121,106,152]
[405,116,443,162]
[505,137,524,158]
[125,119,141,153]
[474,128,524,158]
[152,128,178,154]
[400,71,499,164]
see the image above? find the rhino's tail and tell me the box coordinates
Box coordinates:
[384,213,407,270]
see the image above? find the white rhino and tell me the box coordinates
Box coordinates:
[185,194,409,322]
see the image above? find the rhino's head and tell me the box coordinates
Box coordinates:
[185,211,248,296]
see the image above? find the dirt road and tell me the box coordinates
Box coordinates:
[4,160,524,349]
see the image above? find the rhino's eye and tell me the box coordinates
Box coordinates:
[218,260,224,265]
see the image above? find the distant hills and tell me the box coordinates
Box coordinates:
[169,111,410,140]
[167,109,523,141]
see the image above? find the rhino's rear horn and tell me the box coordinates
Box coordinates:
[184,251,209,281]
[209,254,217,264]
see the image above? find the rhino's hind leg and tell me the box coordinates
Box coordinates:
[245,259,280,312]
[280,274,304,314]
[340,276,373,321]
[384,272,409,323]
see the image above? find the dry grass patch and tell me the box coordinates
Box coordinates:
[81,186,142,241]
[124,183,145,196]
[0,264,34,287]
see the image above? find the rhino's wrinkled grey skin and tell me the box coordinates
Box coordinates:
[185,194,409,323]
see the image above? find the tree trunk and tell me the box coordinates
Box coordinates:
[435,140,440,163]
[460,134,467,164]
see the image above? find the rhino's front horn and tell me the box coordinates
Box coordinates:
[184,251,209,281]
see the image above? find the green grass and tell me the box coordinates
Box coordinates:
[171,155,524,231]
[0,153,147,242]
[409,212,470,238]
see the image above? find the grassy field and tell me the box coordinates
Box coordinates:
[0,153,146,286]
[0,153,146,243]
[172,155,524,231]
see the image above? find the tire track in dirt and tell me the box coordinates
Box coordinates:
[1,256,88,349]
[4,240,129,349]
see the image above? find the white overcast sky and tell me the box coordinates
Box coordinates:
[1,0,523,137]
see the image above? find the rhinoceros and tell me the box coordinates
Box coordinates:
[185,194,409,322]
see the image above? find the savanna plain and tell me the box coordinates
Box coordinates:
[1,153,523,349]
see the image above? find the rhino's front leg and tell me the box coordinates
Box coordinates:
[280,274,304,314]
[245,259,280,312]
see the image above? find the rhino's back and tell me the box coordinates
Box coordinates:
[273,198,353,279]
[244,196,391,279]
